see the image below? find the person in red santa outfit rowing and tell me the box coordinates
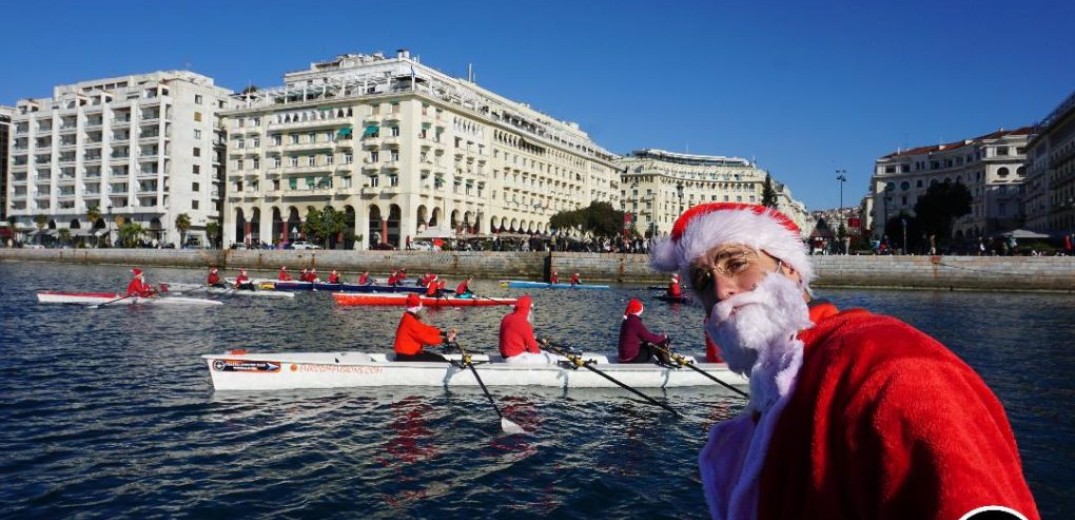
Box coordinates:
[393,293,457,362]
[125,267,157,298]
[650,202,1038,520]
[498,295,565,365]
[617,298,672,365]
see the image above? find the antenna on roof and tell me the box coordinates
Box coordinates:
[468,63,473,82]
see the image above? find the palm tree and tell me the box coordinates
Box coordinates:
[206,221,221,249]
[119,222,146,248]
[33,215,48,246]
[175,213,191,248]
[86,205,102,247]
[58,228,71,247]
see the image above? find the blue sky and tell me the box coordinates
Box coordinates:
[3,0,1072,211]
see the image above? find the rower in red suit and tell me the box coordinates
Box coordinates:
[328,269,341,284]
[393,293,456,362]
[125,268,156,298]
[455,275,474,298]
[549,270,559,284]
[278,266,292,281]
[387,270,400,286]
[358,271,371,285]
[308,268,319,283]
[298,268,309,282]
[667,273,683,299]
[234,268,254,290]
[207,267,224,287]
[569,272,581,286]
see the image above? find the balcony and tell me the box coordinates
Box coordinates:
[268,118,342,131]
[282,141,334,153]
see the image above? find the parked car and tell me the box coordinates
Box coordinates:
[288,240,321,250]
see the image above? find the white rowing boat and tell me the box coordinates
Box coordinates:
[202,350,748,391]
[164,284,295,298]
[37,291,223,306]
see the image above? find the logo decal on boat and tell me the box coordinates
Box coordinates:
[212,359,281,372]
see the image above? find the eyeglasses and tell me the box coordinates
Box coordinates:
[688,248,760,291]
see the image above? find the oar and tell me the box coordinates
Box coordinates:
[88,294,134,309]
[541,339,680,416]
[646,341,749,399]
[447,341,526,434]
[473,294,515,306]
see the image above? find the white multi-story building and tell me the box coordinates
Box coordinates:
[870,127,1032,241]
[6,71,232,246]
[0,105,12,224]
[616,149,810,238]
[221,50,619,249]
[1024,91,1075,234]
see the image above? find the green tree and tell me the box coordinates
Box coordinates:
[86,205,102,247]
[914,180,972,242]
[119,222,146,248]
[761,174,778,208]
[549,201,626,238]
[175,213,191,247]
[206,221,221,249]
[302,206,347,248]
[58,228,71,247]
[33,215,48,245]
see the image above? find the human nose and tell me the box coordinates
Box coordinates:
[712,270,739,302]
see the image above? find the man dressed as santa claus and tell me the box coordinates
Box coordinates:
[651,202,1038,520]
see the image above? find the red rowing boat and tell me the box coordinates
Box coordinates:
[333,293,517,307]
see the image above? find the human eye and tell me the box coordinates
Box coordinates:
[718,252,752,275]
[689,266,713,290]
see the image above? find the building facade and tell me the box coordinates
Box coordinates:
[616,149,810,238]
[6,72,232,247]
[871,127,1033,241]
[220,50,619,250]
[1024,91,1075,235]
[0,105,11,225]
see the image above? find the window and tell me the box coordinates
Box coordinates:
[193,147,201,157]
[194,129,202,139]
[307,156,316,167]
[195,94,203,105]
[289,156,298,167]
[391,126,401,137]
[369,175,379,187]
[997,167,1010,177]
[192,200,199,210]
[272,135,282,146]
[194,112,202,122]
[325,154,333,165]
[390,175,399,187]
[290,134,300,144]
[997,147,1009,156]
[271,157,281,168]
[391,150,399,162]
[193,182,200,192]
[344,153,353,164]
[916,180,923,188]
[371,151,379,162]
[900,181,910,190]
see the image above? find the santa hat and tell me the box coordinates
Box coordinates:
[624,298,644,319]
[515,294,533,312]
[650,203,814,289]
[131,268,143,276]
[280,266,287,270]
[405,293,422,313]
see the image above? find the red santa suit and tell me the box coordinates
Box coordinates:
[358,272,370,285]
[498,295,541,358]
[125,268,154,297]
[393,294,446,358]
[700,302,1039,520]
[278,267,292,281]
[328,270,340,284]
[207,269,221,286]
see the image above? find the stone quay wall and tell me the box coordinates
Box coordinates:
[2,248,1073,292]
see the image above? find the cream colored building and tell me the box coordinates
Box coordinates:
[871,127,1032,241]
[221,50,619,249]
[1024,92,1075,234]
[6,72,232,246]
[616,149,810,238]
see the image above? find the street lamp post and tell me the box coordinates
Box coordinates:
[836,170,847,254]
[106,205,112,248]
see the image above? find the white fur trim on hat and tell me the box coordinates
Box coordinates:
[651,205,814,289]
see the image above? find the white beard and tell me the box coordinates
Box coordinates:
[705,273,812,411]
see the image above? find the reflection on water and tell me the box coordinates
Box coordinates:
[0,262,1071,518]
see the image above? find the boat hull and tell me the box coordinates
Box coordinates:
[202,351,748,391]
[500,280,610,290]
[333,293,516,307]
[36,291,223,306]
[273,281,432,293]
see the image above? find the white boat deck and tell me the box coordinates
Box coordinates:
[203,350,748,391]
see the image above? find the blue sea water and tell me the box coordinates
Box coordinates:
[0,261,1071,519]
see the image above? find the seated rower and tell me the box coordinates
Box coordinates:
[357,271,371,285]
[298,268,310,282]
[126,268,157,298]
[207,267,225,288]
[234,269,255,291]
[668,273,683,299]
[455,275,474,298]
[278,266,292,281]
[498,295,565,364]
[569,272,582,286]
[394,293,457,362]
[549,270,559,284]
[308,268,320,283]
[424,275,444,297]
[328,269,341,284]
[618,299,671,364]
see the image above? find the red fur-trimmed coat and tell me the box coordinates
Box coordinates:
[744,308,1039,519]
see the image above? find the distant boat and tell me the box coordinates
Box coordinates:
[499,280,610,290]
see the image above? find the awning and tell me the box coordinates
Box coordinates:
[337,126,353,137]
[362,125,379,137]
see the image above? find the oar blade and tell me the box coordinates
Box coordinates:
[501,418,527,435]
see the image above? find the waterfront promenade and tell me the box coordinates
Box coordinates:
[3,248,1073,292]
